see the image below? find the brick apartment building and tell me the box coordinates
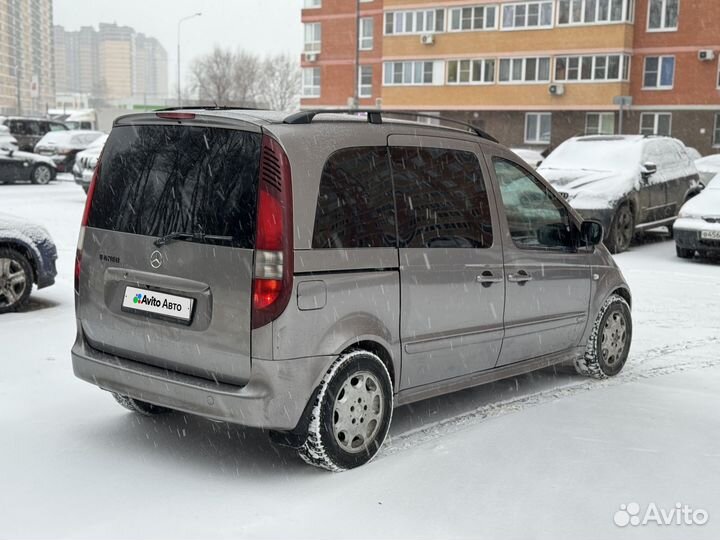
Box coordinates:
[300,0,720,155]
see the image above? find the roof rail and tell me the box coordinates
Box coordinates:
[283,109,498,143]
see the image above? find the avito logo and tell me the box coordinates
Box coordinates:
[132,292,183,312]
[614,502,709,527]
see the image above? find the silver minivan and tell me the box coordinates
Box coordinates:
[72,109,632,471]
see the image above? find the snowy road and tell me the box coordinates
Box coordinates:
[1,181,719,540]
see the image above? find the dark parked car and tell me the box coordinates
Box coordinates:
[539,136,702,253]
[34,130,104,173]
[0,116,69,152]
[0,145,57,184]
[0,213,57,313]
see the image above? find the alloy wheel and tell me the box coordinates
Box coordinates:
[0,258,28,308]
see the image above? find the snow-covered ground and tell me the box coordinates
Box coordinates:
[1,179,719,540]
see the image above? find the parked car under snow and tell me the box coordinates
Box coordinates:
[0,144,57,185]
[0,213,57,313]
[674,174,720,259]
[695,154,720,187]
[72,134,108,193]
[510,148,544,168]
[33,130,104,173]
[538,135,702,253]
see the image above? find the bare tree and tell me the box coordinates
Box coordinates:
[189,47,300,110]
[189,46,235,104]
[259,53,301,112]
[232,51,261,107]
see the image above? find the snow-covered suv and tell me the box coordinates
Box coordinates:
[538,135,702,253]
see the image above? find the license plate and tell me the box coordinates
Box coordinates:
[122,286,194,323]
[701,230,720,240]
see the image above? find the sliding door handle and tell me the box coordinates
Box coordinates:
[476,271,503,287]
[507,270,533,284]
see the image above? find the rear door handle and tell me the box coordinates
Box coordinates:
[476,271,503,287]
[507,270,533,284]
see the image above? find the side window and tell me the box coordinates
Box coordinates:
[50,122,67,132]
[493,158,575,251]
[38,121,50,134]
[25,121,41,136]
[312,147,395,249]
[390,146,493,249]
[9,120,25,134]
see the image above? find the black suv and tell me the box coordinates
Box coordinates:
[0,117,69,152]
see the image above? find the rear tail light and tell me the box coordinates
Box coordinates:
[75,161,99,294]
[251,135,293,329]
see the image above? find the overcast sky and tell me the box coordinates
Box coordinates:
[53,0,304,93]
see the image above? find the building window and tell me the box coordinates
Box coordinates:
[502,1,553,30]
[385,9,445,35]
[304,0,321,8]
[648,0,679,31]
[525,113,552,144]
[447,59,496,84]
[557,0,634,25]
[643,56,674,89]
[714,113,720,147]
[302,67,321,97]
[359,66,373,97]
[383,61,441,85]
[359,18,374,50]
[448,5,498,31]
[304,23,321,53]
[499,57,551,83]
[555,54,630,81]
[586,113,615,135]
[640,112,672,136]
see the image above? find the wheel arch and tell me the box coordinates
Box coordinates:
[0,239,38,284]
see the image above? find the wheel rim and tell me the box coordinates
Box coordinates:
[600,310,628,370]
[34,166,51,184]
[332,370,385,454]
[615,207,633,250]
[0,258,27,308]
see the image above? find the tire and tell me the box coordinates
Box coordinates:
[0,248,33,314]
[31,164,53,185]
[112,393,172,416]
[606,204,634,254]
[297,350,393,472]
[676,245,694,259]
[575,294,632,379]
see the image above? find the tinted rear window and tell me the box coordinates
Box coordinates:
[312,147,396,249]
[88,125,261,248]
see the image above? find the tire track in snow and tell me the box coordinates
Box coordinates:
[382,337,720,456]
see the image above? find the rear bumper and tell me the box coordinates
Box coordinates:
[71,329,332,430]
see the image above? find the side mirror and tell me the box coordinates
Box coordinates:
[640,162,657,182]
[0,145,13,157]
[580,220,604,247]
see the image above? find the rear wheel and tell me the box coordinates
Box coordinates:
[112,393,172,416]
[0,249,32,314]
[575,295,632,379]
[606,204,634,254]
[676,246,694,259]
[297,350,393,471]
[31,164,53,185]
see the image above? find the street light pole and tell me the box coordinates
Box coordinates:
[177,12,202,107]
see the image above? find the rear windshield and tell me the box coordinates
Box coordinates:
[88,124,261,248]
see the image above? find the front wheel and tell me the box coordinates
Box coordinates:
[31,164,54,185]
[297,350,393,471]
[676,246,694,259]
[606,204,634,254]
[575,295,632,379]
[0,249,33,314]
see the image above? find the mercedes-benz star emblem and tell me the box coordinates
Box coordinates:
[150,250,163,269]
